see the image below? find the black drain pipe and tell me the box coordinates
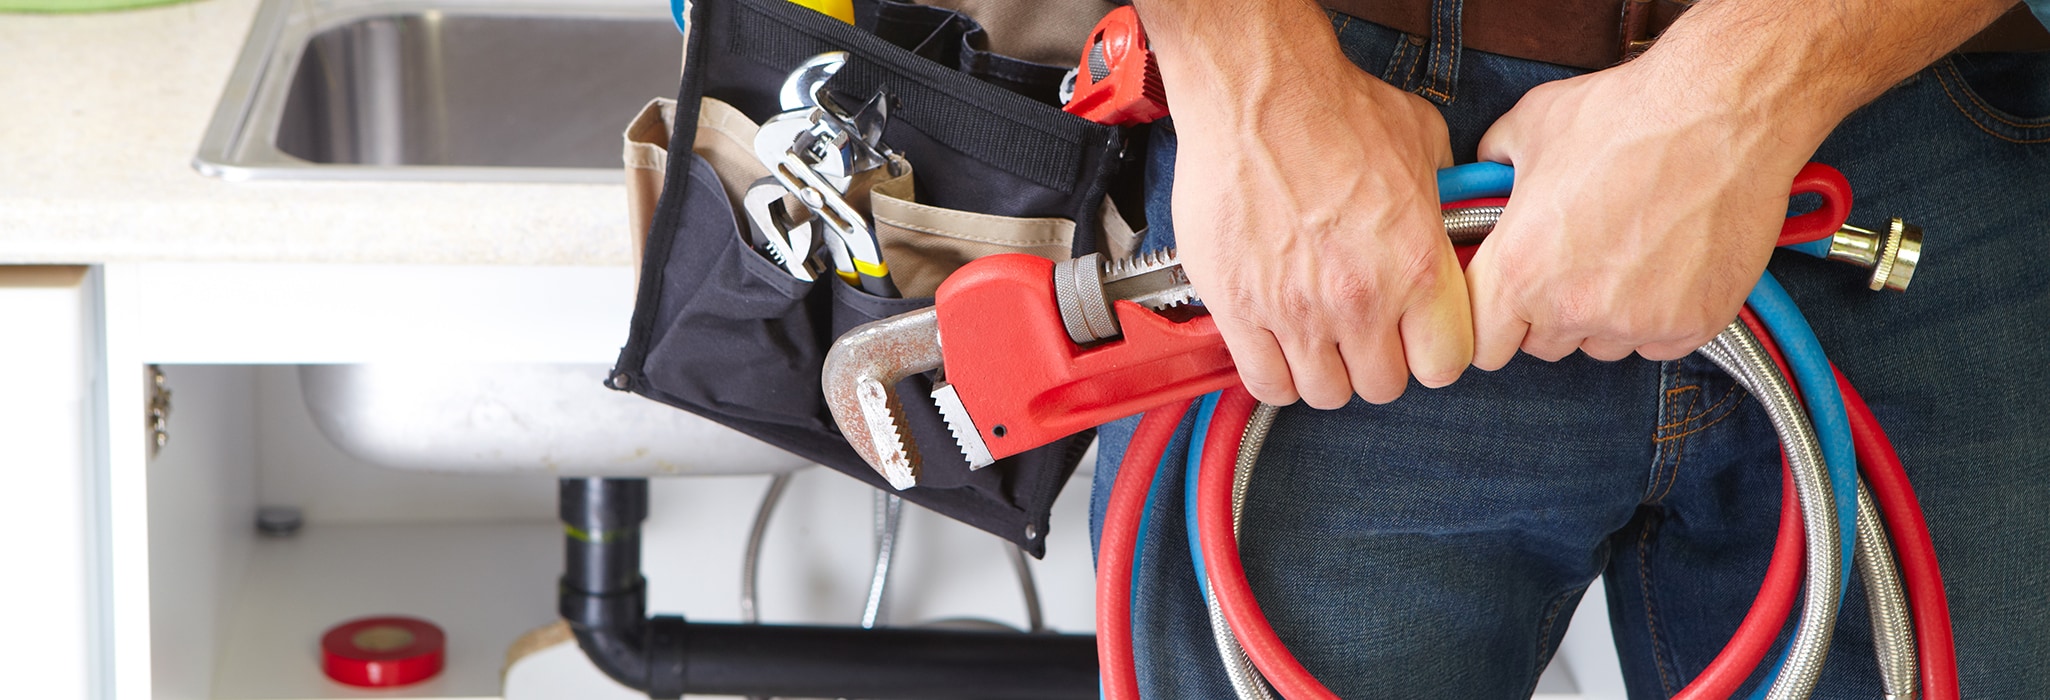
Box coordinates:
[558,478,1099,699]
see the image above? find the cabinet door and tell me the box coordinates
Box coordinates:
[0,266,103,699]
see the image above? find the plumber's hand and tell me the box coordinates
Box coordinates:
[1134,0,1470,408]
[1465,58,1822,367]
[1167,53,1470,408]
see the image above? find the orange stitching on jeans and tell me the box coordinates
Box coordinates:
[1435,0,1451,97]
[1943,60,2050,130]
[1653,405,1742,443]
[1401,40,1423,92]
[1653,435,1686,503]
[1337,14,1352,34]
[1638,523,1679,694]
[1656,385,1699,431]
[1384,38,1410,85]
[1436,0,1460,100]
[1435,0,1457,101]
[1659,383,1740,432]
[1934,61,2050,145]
[1530,588,1576,687]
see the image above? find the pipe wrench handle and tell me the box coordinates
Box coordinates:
[935,255,1236,465]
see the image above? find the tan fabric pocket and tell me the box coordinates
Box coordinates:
[623,97,678,270]
[623,97,787,270]
[918,0,1117,66]
[626,94,1136,297]
[870,171,1135,298]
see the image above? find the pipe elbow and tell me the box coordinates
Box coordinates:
[570,624,652,692]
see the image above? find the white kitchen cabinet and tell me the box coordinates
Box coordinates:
[101,263,636,700]
[0,266,105,700]
[22,262,1619,700]
[86,263,1107,700]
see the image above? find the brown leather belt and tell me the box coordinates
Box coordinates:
[1319,0,2050,70]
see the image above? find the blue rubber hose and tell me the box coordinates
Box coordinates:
[1753,270,1861,584]
[1741,271,1860,700]
[1132,422,1183,604]
[1167,162,1855,700]
[1787,238,1834,259]
[1185,392,1225,600]
[1437,162,1516,201]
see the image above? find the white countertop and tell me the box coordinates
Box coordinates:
[0,0,637,265]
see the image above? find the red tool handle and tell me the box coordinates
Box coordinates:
[937,165,1852,464]
[935,255,1236,463]
[1064,6,1169,126]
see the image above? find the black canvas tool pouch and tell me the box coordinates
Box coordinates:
[609,0,1131,556]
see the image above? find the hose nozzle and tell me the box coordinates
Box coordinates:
[1826,218,1922,292]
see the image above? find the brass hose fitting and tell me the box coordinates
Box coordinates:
[1826,218,1922,292]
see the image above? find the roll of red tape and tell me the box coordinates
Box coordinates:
[321,616,445,687]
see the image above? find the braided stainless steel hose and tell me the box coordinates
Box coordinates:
[742,473,794,624]
[1199,204,1873,699]
[1205,403,1282,700]
[1008,543,1048,633]
[1700,325,1842,700]
[862,491,905,629]
[742,473,793,700]
[1442,205,1506,246]
[1201,325,1846,699]
[1857,480,1919,700]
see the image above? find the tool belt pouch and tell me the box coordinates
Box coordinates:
[610,0,1131,555]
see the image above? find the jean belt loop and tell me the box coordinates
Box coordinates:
[1423,0,1465,104]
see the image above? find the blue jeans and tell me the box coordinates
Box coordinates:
[1090,10,2050,699]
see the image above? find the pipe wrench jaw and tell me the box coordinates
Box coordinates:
[825,252,1229,486]
[822,308,943,490]
[932,381,995,469]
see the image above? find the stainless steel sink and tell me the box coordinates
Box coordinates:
[196,0,680,182]
[300,363,813,476]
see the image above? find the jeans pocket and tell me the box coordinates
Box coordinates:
[1933,54,2050,144]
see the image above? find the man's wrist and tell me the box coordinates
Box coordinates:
[1131,0,1365,129]
[1633,0,2017,152]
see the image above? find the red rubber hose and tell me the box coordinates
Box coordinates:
[1780,163,1853,246]
[1099,400,1194,700]
[1836,370,1960,700]
[1738,308,1959,700]
[1195,387,1340,700]
[1182,320,1809,700]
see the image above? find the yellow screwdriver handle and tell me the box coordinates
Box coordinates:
[787,0,854,23]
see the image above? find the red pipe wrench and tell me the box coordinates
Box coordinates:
[823,165,1861,489]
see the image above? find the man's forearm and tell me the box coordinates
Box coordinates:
[1640,0,2017,148]
[1129,0,1355,123]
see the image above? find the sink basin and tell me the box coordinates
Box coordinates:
[300,364,812,476]
[196,0,680,182]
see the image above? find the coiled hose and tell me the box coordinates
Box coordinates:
[1104,163,1944,700]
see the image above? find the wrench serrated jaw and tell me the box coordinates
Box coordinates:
[822,307,944,491]
[856,376,920,490]
[932,382,995,469]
